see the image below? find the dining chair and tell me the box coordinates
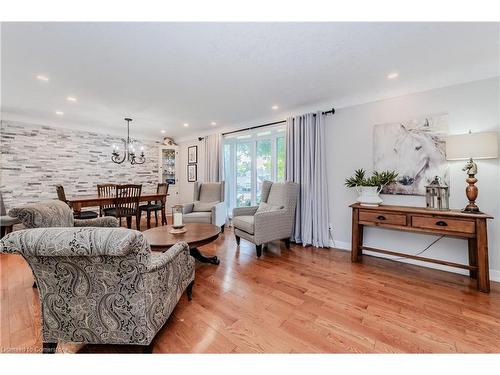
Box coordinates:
[1,191,20,238]
[139,183,169,229]
[97,183,116,217]
[104,184,142,229]
[55,185,98,219]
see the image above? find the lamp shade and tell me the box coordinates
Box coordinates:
[446,131,499,160]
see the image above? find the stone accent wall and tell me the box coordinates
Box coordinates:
[0,120,161,210]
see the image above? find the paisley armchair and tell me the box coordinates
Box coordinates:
[8,199,119,229]
[0,227,195,353]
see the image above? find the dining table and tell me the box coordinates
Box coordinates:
[66,192,169,224]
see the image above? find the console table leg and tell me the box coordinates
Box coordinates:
[468,238,478,279]
[476,219,490,293]
[351,208,363,262]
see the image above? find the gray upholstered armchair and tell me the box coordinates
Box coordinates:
[0,227,195,353]
[232,181,299,257]
[8,199,119,229]
[182,181,227,232]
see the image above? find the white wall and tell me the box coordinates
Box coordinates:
[326,77,500,280]
[177,139,206,204]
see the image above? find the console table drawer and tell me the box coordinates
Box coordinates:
[359,211,407,226]
[411,216,475,234]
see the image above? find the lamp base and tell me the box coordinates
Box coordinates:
[461,205,482,214]
[463,171,480,214]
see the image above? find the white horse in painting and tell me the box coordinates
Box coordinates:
[385,119,448,195]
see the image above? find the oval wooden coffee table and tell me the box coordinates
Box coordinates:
[143,223,221,265]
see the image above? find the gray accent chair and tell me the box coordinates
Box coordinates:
[0,192,20,238]
[182,181,227,232]
[0,226,195,353]
[232,181,299,257]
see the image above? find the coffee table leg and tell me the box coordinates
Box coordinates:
[189,247,220,265]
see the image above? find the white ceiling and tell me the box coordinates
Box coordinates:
[1,22,499,141]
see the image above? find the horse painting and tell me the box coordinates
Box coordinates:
[373,114,449,195]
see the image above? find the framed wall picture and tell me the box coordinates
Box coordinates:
[373,113,449,196]
[187,164,197,182]
[188,145,198,164]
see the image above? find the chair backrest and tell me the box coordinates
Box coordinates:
[115,184,142,216]
[261,181,299,213]
[97,183,116,211]
[0,227,153,344]
[8,200,75,228]
[193,181,225,203]
[55,185,70,205]
[156,183,169,205]
[0,191,6,216]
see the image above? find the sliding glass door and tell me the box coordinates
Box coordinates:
[223,125,285,215]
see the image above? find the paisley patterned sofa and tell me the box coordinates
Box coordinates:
[1,200,195,353]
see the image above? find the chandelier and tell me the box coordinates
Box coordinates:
[111,118,145,165]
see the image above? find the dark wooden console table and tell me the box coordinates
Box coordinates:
[350,203,493,292]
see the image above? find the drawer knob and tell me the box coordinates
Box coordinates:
[435,221,448,227]
[377,215,386,220]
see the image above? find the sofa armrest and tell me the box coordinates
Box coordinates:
[144,241,190,273]
[211,202,227,227]
[182,203,194,214]
[233,206,258,217]
[74,217,119,227]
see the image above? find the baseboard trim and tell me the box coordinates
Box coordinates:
[330,240,500,283]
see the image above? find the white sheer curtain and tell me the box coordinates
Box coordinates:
[204,133,222,182]
[286,111,330,247]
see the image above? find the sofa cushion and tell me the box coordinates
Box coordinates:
[183,211,212,223]
[232,215,254,234]
[256,202,283,213]
[193,200,219,212]
[198,183,221,202]
[9,200,74,228]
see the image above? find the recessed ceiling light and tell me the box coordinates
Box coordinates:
[387,72,399,80]
[36,74,49,82]
[211,122,217,126]
[272,105,279,110]
[161,130,166,134]
[55,111,64,116]
[66,96,77,102]
[183,123,189,127]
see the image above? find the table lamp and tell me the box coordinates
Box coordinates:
[446,131,498,213]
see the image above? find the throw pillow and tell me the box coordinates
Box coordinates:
[193,201,220,212]
[256,202,283,213]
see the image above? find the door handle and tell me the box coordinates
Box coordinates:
[435,221,448,226]
[377,215,386,221]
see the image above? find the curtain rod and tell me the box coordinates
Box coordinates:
[221,107,335,136]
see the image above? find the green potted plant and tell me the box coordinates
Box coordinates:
[345,169,398,206]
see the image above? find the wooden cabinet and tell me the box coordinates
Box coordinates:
[350,203,493,292]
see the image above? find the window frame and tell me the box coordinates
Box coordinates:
[223,125,286,213]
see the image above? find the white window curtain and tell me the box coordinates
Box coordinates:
[286,111,330,248]
[204,133,222,182]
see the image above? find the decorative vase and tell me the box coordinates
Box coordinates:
[356,186,383,207]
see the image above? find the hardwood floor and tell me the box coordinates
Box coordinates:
[1,218,500,353]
